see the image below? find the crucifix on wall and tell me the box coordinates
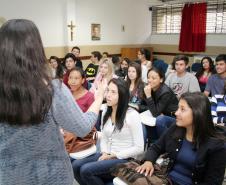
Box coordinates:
[67,21,75,41]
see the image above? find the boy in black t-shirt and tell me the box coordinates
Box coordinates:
[85,51,102,83]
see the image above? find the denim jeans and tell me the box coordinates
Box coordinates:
[72,152,128,185]
[156,115,175,138]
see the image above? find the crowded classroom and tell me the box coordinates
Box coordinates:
[0,0,225,185]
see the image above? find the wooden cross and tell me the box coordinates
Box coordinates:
[67,21,75,41]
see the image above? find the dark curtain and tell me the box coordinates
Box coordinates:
[179,3,207,52]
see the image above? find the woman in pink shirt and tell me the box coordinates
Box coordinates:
[196,56,215,92]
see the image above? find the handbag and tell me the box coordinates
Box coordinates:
[63,127,97,153]
[111,159,172,185]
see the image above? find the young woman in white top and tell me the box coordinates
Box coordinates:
[72,78,144,185]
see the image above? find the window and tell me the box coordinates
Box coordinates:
[152,1,226,34]
[207,3,226,33]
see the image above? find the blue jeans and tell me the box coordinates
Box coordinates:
[72,152,128,185]
[156,115,175,138]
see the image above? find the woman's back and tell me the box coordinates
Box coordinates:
[0,80,99,185]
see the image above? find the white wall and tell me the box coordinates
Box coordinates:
[150,34,226,47]
[74,0,151,46]
[0,0,152,47]
[0,0,67,46]
[0,0,68,47]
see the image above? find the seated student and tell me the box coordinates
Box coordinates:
[112,55,121,72]
[195,56,215,92]
[137,48,152,70]
[136,92,226,185]
[68,67,94,112]
[72,78,144,185]
[204,54,226,97]
[85,51,102,83]
[90,59,117,94]
[49,56,64,79]
[143,67,178,137]
[71,46,83,69]
[126,62,145,111]
[62,53,80,88]
[137,48,152,83]
[211,80,226,126]
[102,52,109,59]
[62,67,96,154]
[115,57,131,79]
[165,55,200,99]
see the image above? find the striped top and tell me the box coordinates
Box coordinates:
[211,94,226,125]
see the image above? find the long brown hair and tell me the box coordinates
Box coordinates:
[0,19,52,125]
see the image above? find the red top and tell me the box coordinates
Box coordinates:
[76,91,94,112]
[63,71,70,89]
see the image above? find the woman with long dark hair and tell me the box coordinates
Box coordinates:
[49,55,64,79]
[126,62,145,111]
[72,78,144,185]
[0,19,105,185]
[136,92,226,185]
[143,67,178,137]
[195,56,215,92]
[115,57,131,79]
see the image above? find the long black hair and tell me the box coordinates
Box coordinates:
[195,56,215,79]
[126,62,144,100]
[139,48,151,60]
[0,19,52,125]
[180,92,218,147]
[49,56,64,79]
[103,78,129,131]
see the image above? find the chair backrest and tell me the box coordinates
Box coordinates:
[191,62,202,73]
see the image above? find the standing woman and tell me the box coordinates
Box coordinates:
[136,92,226,185]
[195,56,215,92]
[0,19,105,185]
[126,62,145,111]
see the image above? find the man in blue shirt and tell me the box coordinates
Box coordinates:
[204,54,226,97]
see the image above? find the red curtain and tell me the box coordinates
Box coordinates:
[179,3,207,52]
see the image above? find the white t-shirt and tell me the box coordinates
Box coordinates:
[100,105,144,159]
[165,72,200,98]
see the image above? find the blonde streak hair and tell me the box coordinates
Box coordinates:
[99,58,114,82]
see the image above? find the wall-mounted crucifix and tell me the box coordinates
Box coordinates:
[67,21,75,41]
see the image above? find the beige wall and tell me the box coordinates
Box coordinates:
[44,44,152,69]
[44,44,226,68]
[150,44,226,65]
